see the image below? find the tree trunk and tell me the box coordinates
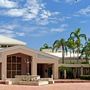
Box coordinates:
[62,46,65,64]
[85,54,88,63]
[70,50,71,63]
[76,47,80,63]
[73,49,75,60]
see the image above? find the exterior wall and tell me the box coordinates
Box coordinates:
[1,53,7,80]
[0,47,59,80]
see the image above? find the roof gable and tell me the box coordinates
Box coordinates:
[0,35,26,45]
[0,46,59,60]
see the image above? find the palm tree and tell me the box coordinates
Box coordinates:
[67,37,77,59]
[80,39,90,63]
[70,28,87,63]
[40,43,52,51]
[53,38,67,63]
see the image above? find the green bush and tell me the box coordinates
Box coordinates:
[80,75,90,80]
[81,62,89,64]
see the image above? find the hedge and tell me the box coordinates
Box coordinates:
[80,75,90,80]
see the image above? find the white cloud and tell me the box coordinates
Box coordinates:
[35,11,60,25]
[16,32,25,36]
[58,16,71,22]
[6,8,25,17]
[40,10,51,19]
[51,24,68,32]
[0,0,59,24]
[60,24,68,28]
[65,0,81,4]
[0,24,25,37]
[0,0,17,8]
[0,29,16,38]
[53,0,81,4]
[36,18,49,25]
[76,6,90,16]
[51,28,66,32]
[0,24,17,30]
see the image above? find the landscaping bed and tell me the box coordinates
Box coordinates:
[80,75,90,80]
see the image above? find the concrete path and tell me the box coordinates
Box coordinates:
[0,83,90,90]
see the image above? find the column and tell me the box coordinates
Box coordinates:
[81,66,83,76]
[64,69,67,79]
[2,54,7,80]
[73,68,76,79]
[31,59,37,75]
[53,64,58,79]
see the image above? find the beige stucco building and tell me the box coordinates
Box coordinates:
[0,35,59,80]
[0,35,90,80]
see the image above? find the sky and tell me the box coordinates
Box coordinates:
[0,0,90,50]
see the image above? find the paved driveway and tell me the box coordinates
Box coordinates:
[0,83,90,90]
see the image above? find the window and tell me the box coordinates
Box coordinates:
[1,45,7,48]
[7,56,21,78]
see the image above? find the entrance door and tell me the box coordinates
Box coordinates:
[48,67,52,78]
[37,64,44,78]
[37,64,53,78]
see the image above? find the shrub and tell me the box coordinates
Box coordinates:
[80,75,90,80]
[81,62,89,64]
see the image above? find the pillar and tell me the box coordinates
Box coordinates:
[53,63,58,79]
[2,54,7,80]
[64,69,67,79]
[81,66,83,76]
[31,58,37,75]
[73,68,76,79]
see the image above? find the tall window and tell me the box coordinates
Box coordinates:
[7,56,21,78]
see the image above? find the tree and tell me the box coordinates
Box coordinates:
[53,38,67,63]
[70,28,87,63]
[67,37,77,59]
[80,39,90,63]
[40,43,52,51]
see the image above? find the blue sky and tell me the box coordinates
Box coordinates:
[0,0,90,50]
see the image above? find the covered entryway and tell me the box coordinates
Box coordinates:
[0,63,2,80]
[59,64,90,79]
[7,53,32,78]
[37,64,53,78]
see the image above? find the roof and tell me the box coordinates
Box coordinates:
[45,52,78,58]
[0,45,59,60]
[0,35,26,45]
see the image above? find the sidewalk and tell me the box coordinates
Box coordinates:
[54,79,90,83]
[0,83,90,90]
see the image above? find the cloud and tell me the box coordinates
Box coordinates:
[51,24,68,32]
[16,32,25,36]
[65,0,81,4]
[0,24,25,37]
[0,0,17,8]
[6,8,25,17]
[1,0,51,20]
[0,0,61,25]
[0,24,17,30]
[53,0,81,4]
[35,11,60,25]
[51,28,66,32]
[76,6,90,16]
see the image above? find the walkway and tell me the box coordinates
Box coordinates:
[0,83,90,90]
